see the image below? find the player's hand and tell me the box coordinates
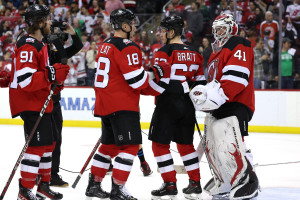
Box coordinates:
[149,62,171,82]
[0,70,11,88]
[53,83,64,95]
[45,63,70,83]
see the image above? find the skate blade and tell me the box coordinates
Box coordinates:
[151,195,178,200]
[184,193,203,200]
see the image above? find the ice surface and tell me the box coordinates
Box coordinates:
[0,125,299,200]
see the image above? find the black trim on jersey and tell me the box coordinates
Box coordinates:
[126,70,145,85]
[40,156,52,163]
[94,153,111,163]
[104,37,140,52]
[115,156,133,165]
[223,70,249,82]
[157,159,174,168]
[158,80,169,89]
[158,43,200,57]
[224,36,251,51]
[17,35,43,52]
[17,72,33,83]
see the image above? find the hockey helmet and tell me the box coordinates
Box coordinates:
[212,14,238,49]
[110,9,139,30]
[23,4,50,26]
[160,15,184,36]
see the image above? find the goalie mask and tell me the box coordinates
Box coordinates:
[212,14,238,52]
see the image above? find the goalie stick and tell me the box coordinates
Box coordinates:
[0,82,58,200]
[72,136,102,189]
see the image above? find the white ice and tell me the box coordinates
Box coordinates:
[0,125,300,200]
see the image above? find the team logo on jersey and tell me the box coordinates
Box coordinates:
[123,39,132,45]
[26,38,35,43]
[207,58,219,82]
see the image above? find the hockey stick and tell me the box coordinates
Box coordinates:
[0,82,58,200]
[195,118,222,193]
[72,136,102,189]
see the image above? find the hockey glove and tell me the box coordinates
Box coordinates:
[0,70,11,88]
[53,83,64,95]
[45,63,70,83]
[149,62,171,83]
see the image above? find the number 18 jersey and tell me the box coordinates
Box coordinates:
[94,37,163,117]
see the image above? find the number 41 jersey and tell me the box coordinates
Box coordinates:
[94,37,163,117]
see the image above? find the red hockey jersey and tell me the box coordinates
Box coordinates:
[9,35,52,118]
[154,43,205,93]
[207,36,255,112]
[93,37,165,117]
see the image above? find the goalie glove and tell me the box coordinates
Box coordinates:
[189,80,229,111]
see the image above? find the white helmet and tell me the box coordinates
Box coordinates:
[212,14,238,52]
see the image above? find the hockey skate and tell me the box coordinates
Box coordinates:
[18,180,41,200]
[182,180,202,200]
[140,161,153,176]
[36,181,63,200]
[151,182,178,200]
[230,161,259,200]
[110,179,137,200]
[85,173,110,200]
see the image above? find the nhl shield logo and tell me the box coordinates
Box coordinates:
[207,58,219,82]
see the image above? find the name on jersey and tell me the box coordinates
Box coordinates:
[99,45,111,55]
[26,38,35,43]
[177,52,196,62]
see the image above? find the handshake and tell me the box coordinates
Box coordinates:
[45,63,70,83]
[148,62,171,83]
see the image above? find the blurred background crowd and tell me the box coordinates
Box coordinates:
[0,0,299,89]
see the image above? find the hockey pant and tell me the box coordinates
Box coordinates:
[91,144,139,185]
[152,141,200,183]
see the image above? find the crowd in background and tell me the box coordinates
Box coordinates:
[0,0,299,89]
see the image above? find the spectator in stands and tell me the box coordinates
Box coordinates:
[217,0,230,16]
[0,21,11,37]
[273,37,299,89]
[124,0,137,13]
[253,7,264,31]
[172,0,185,13]
[286,0,300,40]
[185,2,203,38]
[105,0,125,14]
[73,18,85,39]
[184,31,199,49]
[256,0,267,14]
[239,29,247,39]
[86,41,97,86]
[89,0,101,15]
[260,11,279,41]
[274,19,298,53]
[267,0,285,22]
[196,0,210,25]
[241,1,256,29]
[76,6,94,35]
[201,36,212,79]
[54,0,70,21]
[164,3,181,18]
[254,37,271,89]
[247,27,259,47]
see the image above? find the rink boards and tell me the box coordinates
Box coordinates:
[0,87,299,134]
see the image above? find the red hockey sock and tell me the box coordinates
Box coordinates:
[177,143,200,182]
[152,142,176,183]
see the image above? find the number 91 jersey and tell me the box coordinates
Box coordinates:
[154,44,205,93]
[207,36,255,112]
[94,37,158,117]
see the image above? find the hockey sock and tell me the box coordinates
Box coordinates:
[152,142,177,183]
[137,148,146,163]
[177,143,200,182]
[38,152,52,182]
[112,144,139,185]
[91,144,118,181]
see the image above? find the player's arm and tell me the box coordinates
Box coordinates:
[219,45,253,100]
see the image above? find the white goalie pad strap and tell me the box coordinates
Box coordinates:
[209,116,248,189]
[189,80,229,111]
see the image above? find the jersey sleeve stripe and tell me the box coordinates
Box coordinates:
[221,75,249,87]
[222,65,250,75]
[149,79,165,93]
[127,70,147,89]
[16,67,37,88]
[123,67,144,80]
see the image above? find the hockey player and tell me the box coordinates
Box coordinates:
[148,15,206,200]
[85,9,171,200]
[189,14,259,200]
[0,69,10,87]
[9,4,70,200]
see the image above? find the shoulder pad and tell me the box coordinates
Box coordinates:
[105,37,140,51]
[223,36,251,51]
[17,35,43,52]
[158,43,200,57]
